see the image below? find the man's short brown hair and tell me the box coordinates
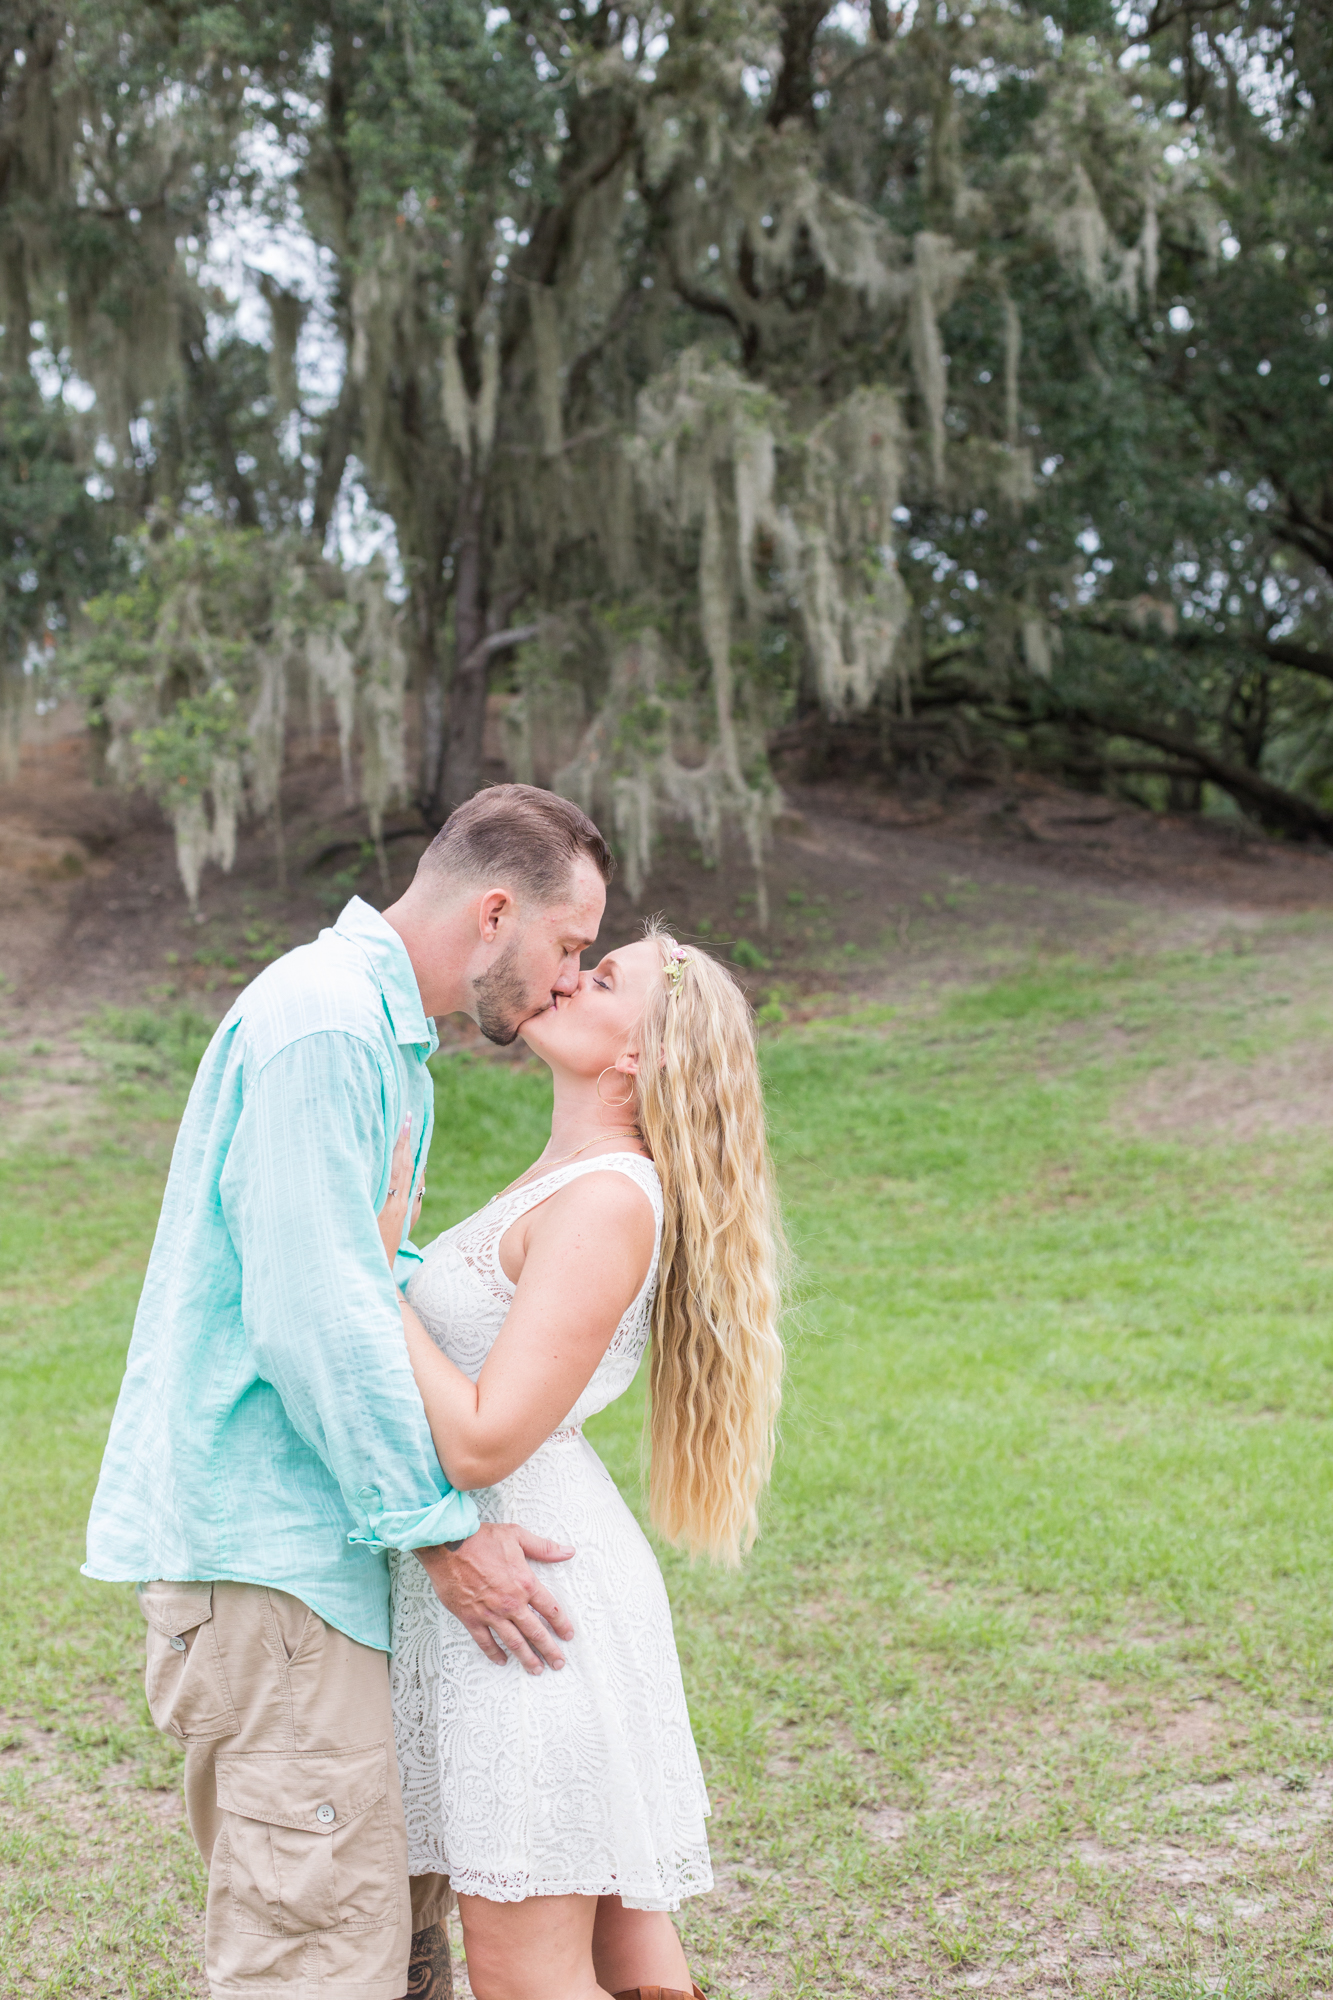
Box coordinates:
[419,784,613,902]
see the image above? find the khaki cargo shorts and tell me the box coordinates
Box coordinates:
[140,1580,451,1999]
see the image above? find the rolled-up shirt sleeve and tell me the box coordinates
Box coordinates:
[219,1030,479,1552]
[393,1240,425,1291]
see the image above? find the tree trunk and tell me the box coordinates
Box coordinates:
[1166,772,1202,813]
[414,580,447,821]
[0,647,26,782]
[767,0,832,131]
[2,239,32,380]
[434,484,489,820]
[1165,712,1201,812]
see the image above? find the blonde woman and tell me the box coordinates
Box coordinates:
[376,929,783,2000]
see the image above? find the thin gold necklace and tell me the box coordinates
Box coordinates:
[491,1129,643,1203]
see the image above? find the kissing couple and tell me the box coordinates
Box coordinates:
[85,784,784,2000]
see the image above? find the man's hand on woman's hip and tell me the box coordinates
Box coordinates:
[413,1524,575,1675]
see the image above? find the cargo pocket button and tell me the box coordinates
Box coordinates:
[315,1803,336,1825]
[169,1635,187,1652]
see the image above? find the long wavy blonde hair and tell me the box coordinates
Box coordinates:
[632,924,785,1564]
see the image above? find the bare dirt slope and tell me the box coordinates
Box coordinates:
[4,720,1333,1056]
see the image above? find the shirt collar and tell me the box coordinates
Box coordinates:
[330,897,437,1053]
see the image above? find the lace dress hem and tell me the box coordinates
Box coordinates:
[417,1847,714,1912]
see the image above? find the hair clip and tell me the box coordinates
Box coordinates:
[664,943,689,992]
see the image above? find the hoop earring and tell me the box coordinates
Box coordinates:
[596,1066,635,1108]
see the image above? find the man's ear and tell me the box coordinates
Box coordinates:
[476,889,513,941]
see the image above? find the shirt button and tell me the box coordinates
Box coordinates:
[169,1635,187,1653]
[315,1804,336,1825]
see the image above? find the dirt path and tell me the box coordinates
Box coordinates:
[4,722,1333,1052]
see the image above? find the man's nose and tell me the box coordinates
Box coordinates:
[552,958,582,996]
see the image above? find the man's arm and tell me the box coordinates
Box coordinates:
[221,1031,575,1674]
[413,1531,575,1674]
[219,1032,480,1553]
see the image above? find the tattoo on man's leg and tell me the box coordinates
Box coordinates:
[404,1921,453,2000]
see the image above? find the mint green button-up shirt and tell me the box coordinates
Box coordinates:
[84,897,479,1651]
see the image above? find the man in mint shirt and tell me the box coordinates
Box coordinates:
[85,787,613,2000]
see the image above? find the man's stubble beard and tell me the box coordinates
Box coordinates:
[472,939,542,1046]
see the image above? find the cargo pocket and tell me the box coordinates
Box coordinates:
[215,1744,395,1936]
[140,1582,237,1742]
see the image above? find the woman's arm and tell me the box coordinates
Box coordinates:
[399,1172,655,1490]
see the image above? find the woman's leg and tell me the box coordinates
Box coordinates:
[591,1899,694,1995]
[457,1891,611,2000]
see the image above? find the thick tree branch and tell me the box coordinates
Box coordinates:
[1255,637,1333,682]
[666,260,743,330]
[1141,0,1240,39]
[1075,615,1333,688]
[1271,498,1333,582]
[521,109,637,293]
[1068,706,1333,842]
[311,371,359,542]
[178,322,260,529]
[1061,753,1225,783]
[564,284,645,410]
[458,622,540,677]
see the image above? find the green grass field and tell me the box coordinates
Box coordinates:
[3,922,1333,1997]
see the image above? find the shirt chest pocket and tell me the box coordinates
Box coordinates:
[215,1745,394,1936]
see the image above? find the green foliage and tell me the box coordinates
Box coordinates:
[132,684,245,796]
[0,374,115,767]
[5,0,1333,855]
[71,523,281,793]
[903,2,1333,825]
[65,520,410,906]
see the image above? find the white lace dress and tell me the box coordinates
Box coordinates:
[388,1154,713,1910]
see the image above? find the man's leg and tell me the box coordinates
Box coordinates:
[141,1579,413,1998]
[406,1875,454,2000]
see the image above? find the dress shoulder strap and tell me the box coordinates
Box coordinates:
[494,1151,662,1226]
[472,1151,663,1306]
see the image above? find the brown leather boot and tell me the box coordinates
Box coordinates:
[612,1987,705,2000]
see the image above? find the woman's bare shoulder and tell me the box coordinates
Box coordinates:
[534,1162,658,1233]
